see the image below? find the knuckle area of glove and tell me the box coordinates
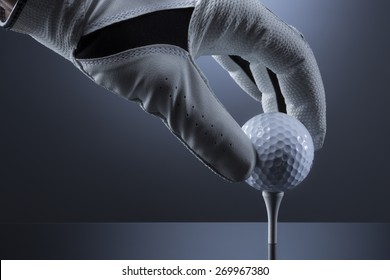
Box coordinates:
[193,0,310,74]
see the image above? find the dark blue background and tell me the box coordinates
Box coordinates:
[1,0,389,223]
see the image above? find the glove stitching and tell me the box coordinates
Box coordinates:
[78,45,189,66]
[71,0,90,65]
[86,1,196,34]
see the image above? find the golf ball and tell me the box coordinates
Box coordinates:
[242,112,314,192]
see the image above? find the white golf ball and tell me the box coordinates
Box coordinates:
[242,112,314,192]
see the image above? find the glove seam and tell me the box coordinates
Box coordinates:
[77,45,190,66]
[71,0,91,65]
[187,0,203,57]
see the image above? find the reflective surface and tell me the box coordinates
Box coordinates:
[1,223,390,260]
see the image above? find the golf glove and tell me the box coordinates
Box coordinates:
[8,0,326,182]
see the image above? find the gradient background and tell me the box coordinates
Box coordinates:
[2,223,390,259]
[1,0,390,261]
[0,0,389,225]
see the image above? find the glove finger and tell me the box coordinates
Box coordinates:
[212,55,263,103]
[189,0,326,149]
[76,45,256,182]
[213,54,284,113]
[213,54,291,115]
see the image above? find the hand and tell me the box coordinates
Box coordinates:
[9,0,326,182]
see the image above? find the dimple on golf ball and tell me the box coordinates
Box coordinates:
[242,112,314,192]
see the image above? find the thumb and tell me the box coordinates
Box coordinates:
[77,45,256,182]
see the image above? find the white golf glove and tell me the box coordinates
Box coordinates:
[8,0,326,182]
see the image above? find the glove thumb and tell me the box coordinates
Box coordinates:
[77,46,256,182]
